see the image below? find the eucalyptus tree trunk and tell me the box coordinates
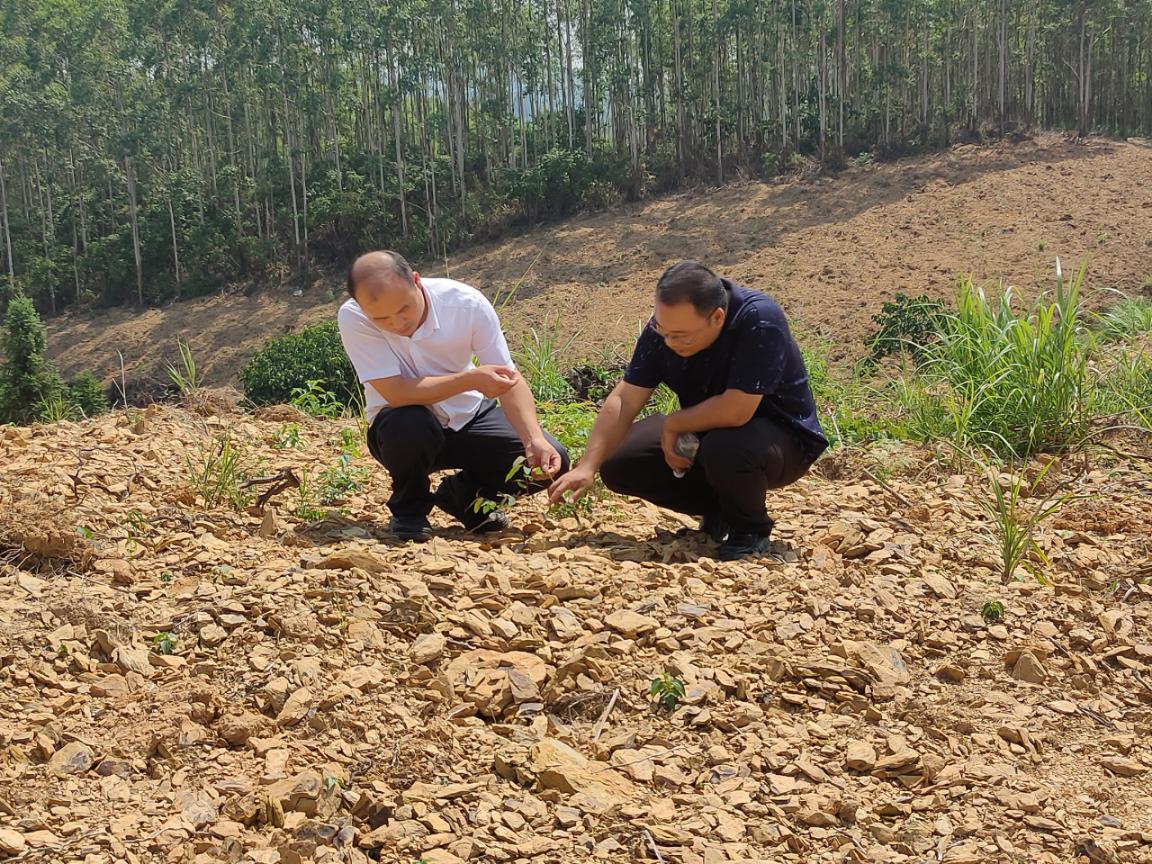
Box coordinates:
[166,176,182,298]
[837,0,845,151]
[387,42,410,240]
[221,71,244,238]
[713,0,722,184]
[582,0,593,155]
[563,0,577,148]
[672,0,686,176]
[123,156,144,305]
[0,155,13,284]
[1077,8,1093,136]
[281,86,302,272]
[998,0,1007,135]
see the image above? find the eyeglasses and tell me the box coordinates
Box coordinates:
[652,319,715,346]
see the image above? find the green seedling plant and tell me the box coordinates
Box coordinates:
[650,672,686,712]
[470,456,555,518]
[338,427,362,458]
[471,456,535,517]
[185,432,253,510]
[316,454,369,505]
[981,599,1006,623]
[289,380,344,419]
[124,508,149,556]
[294,469,328,521]
[974,454,1082,585]
[152,632,178,655]
[272,423,303,449]
[166,338,201,395]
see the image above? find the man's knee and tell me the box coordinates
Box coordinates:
[697,427,757,472]
[370,406,442,466]
[698,424,805,488]
[599,452,635,495]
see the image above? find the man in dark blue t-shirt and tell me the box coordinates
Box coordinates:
[549,260,827,560]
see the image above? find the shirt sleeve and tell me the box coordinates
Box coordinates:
[726,318,786,396]
[470,296,515,368]
[338,304,402,383]
[622,322,665,389]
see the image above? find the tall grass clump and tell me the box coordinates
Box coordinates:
[165,337,201,395]
[186,433,253,510]
[1099,351,1152,431]
[516,318,575,403]
[802,340,905,447]
[972,454,1082,584]
[1096,296,1152,343]
[903,263,1097,458]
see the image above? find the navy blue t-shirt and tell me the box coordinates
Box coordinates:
[624,279,828,460]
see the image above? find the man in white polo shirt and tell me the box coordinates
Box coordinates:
[338,250,568,541]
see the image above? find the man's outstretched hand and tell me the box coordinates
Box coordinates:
[525,437,563,477]
[548,465,596,503]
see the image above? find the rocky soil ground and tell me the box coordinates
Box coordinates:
[1,401,1151,864]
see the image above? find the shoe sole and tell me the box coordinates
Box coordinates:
[717,541,772,561]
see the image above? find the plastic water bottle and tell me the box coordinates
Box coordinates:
[672,432,700,478]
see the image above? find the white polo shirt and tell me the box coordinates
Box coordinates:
[337,277,515,429]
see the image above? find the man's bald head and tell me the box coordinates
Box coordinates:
[346,251,414,299]
[347,251,428,337]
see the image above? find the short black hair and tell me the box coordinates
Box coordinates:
[656,261,728,315]
[346,250,414,297]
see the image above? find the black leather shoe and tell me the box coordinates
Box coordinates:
[717,532,773,561]
[671,512,729,542]
[389,515,433,543]
[699,512,730,543]
[466,509,511,534]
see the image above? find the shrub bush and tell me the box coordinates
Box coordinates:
[865,293,946,362]
[68,372,110,418]
[240,322,358,407]
[0,293,63,424]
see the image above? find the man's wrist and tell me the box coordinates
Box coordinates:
[663,411,685,435]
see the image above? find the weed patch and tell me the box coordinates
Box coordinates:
[186,433,254,511]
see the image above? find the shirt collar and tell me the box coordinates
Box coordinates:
[410,282,440,341]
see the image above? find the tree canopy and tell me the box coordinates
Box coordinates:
[1,0,1148,312]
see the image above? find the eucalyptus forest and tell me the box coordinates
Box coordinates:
[1,0,1150,313]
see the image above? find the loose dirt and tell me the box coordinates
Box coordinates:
[47,134,1152,385]
[1,402,1150,863]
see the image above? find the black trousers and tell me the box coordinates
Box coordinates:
[599,414,815,536]
[367,400,570,520]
